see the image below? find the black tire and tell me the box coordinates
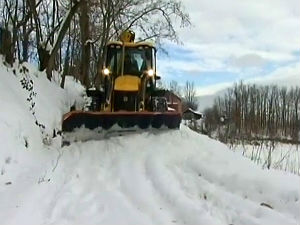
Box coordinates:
[102,118,114,130]
[166,117,181,129]
[138,118,151,129]
[152,115,163,129]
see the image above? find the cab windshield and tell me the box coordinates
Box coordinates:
[106,45,154,77]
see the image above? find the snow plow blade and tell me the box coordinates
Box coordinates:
[62,110,181,132]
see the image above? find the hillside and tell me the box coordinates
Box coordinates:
[0,61,299,225]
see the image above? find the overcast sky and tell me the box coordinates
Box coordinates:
[157,0,300,96]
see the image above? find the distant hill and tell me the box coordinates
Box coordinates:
[196,89,226,112]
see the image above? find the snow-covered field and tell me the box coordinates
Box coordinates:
[231,143,300,176]
[0,60,300,225]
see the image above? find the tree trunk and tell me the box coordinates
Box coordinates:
[22,24,29,62]
[61,30,72,88]
[0,28,13,65]
[79,0,91,87]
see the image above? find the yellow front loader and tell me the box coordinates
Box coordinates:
[62,30,182,143]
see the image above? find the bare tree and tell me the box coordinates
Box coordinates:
[183,81,197,110]
[204,82,300,144]
[26,0,81,79]
[169,80,181,97]
[0,0,190,87]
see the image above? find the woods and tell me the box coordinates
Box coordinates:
[204,82,300,144]
[0,0,190,87]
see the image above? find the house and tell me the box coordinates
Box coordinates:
[183,108,205,132]
[183,108,203,121]
[164,90,182,114]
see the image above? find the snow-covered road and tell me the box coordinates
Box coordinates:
[2,127,299,225]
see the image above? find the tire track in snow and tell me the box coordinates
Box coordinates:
[140,129,299,225]
[185,156,300,224]
[106,135,179,224]
[144,149,223,225]
[171,160,298,225]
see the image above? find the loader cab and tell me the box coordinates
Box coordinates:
[104,42,156,79]
[102,42,157,112]
[101,31,157,112]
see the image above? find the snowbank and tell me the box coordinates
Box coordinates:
[0,59,84,224]
[0,59,84,147]
[0,60,299,225]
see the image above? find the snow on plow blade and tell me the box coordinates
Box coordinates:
[62,110,181,133]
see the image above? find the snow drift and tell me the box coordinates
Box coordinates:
[0,60,299,225]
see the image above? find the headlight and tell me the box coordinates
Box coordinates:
[103,68,110,75]
[147,69,154,77]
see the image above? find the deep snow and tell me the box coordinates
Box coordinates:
[232,143,300,175]
[0,60,299,225]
